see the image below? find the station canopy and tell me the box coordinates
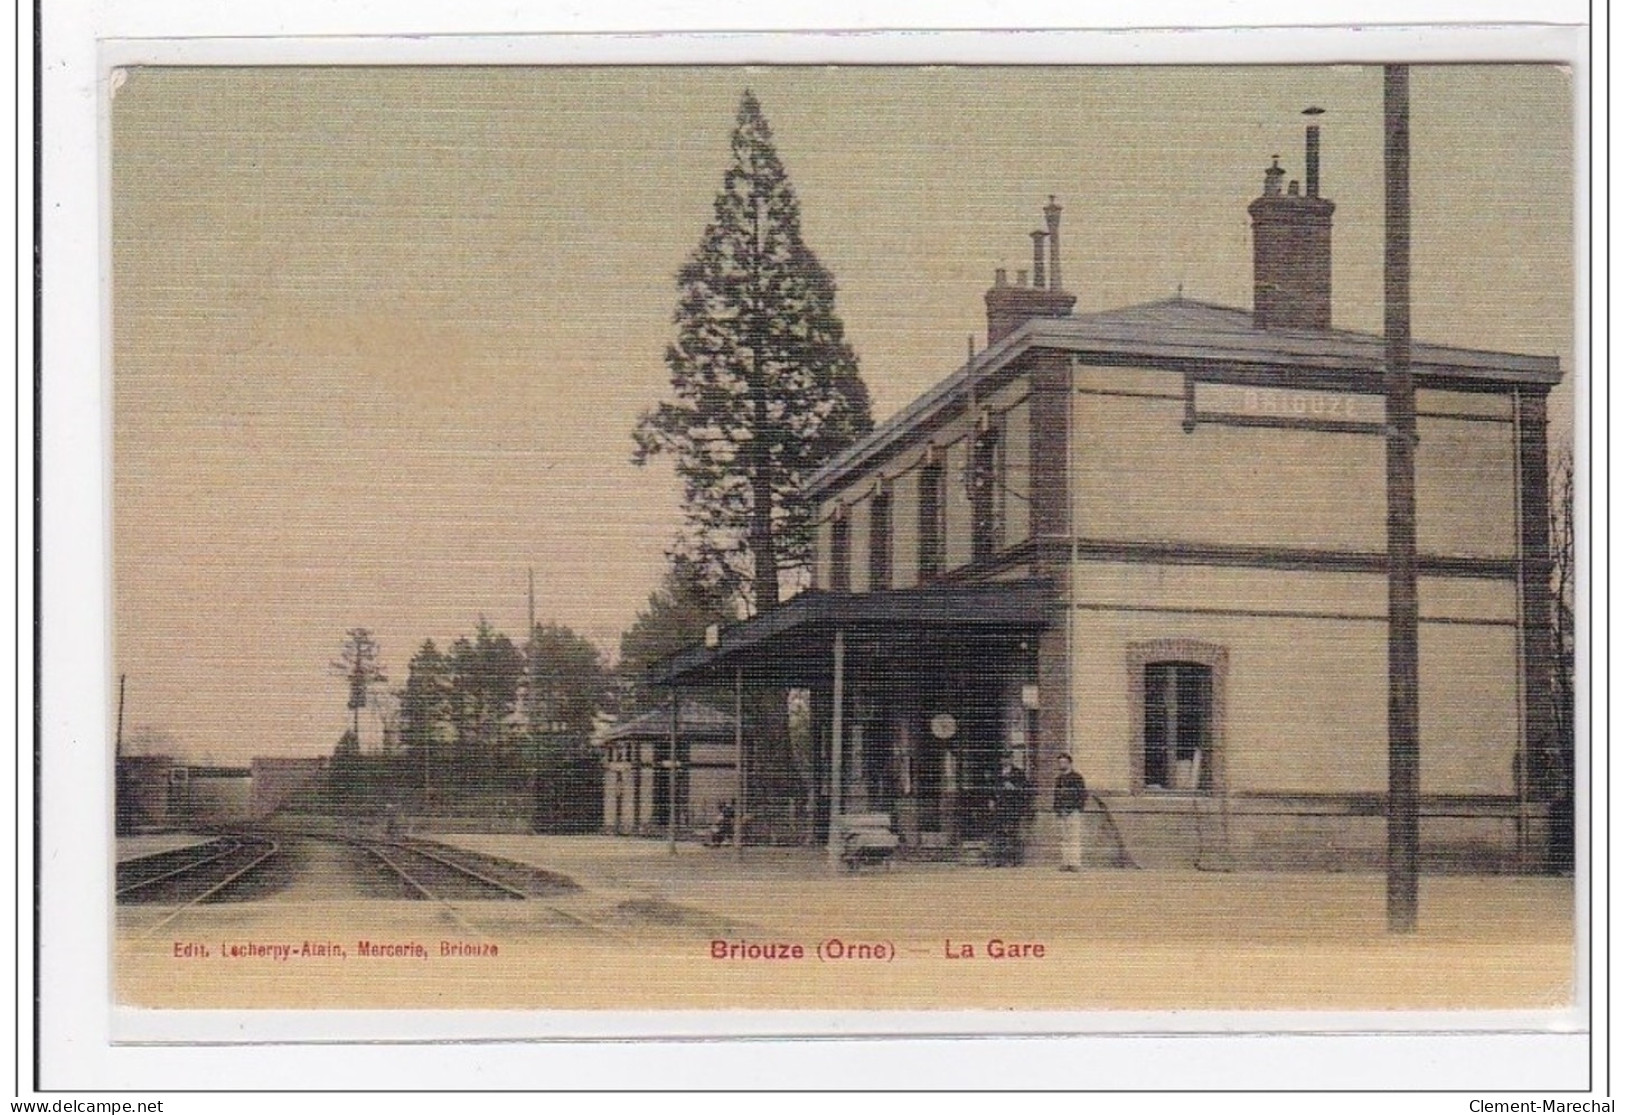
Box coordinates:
[648,579,1055,689]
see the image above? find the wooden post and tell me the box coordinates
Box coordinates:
[827,629,846,859]
[115,674,127,757]
[629,740,641,834]
[1384,64,1420,933]
[734,666,746,856]
[668,690,679,855]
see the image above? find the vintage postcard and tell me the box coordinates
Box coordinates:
[103,56,1579,1035]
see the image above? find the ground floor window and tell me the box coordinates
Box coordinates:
[1127,640,1228,793]
[1144,662,1213,790]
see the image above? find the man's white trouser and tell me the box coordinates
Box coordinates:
[1060,810,1084,869]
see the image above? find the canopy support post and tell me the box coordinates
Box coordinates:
[827,629,846,862]
[734,666,746,856]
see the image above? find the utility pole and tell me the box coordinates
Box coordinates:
[668,692,680,855]
[526,567,540,728]
[527,568,542,830]
[114,673,128,834]
[827,629,845,862]
[1384,64,1420,933]
[115,673,127,757]
[734,666,746,858]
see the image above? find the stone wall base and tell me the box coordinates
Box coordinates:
[1035,794,1557,874]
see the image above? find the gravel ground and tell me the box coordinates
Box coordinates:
[115,832,1576,1011]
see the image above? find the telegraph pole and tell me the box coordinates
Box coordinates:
[734,667,746,857]
[527,569,542,830]
[668,692,680,855]
[115,674,127,757]
[1384,64,1420,932]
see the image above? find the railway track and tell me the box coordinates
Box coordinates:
[118,838,239,897]
[118,830,633,942]
[117,836,281,904]
[120,835,282,939]
[347,836,585,938]
[352,836,635,942]
[352,838,530,903]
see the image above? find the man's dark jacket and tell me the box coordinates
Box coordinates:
[1053,770,1087,814]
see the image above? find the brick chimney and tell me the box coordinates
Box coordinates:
[1248,110,1335,330]
[986,197,1077,345]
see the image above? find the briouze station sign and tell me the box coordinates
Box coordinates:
[1195,382,1386,425]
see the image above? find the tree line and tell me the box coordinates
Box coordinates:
[327,619,609,832]
[325,564,738,831]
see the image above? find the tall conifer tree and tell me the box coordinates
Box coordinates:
[634,90,873,611]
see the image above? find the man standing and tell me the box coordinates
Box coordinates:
[990,759,1034,866]
[1053,753,1088,872]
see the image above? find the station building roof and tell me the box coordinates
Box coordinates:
[806,297,1563,501]
[594,700,736,745]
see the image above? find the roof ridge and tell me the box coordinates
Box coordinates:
[1058,298,1554,351]
[1074,295,1246,315]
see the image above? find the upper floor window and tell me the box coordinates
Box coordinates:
[918,461,945,581]
[830,513,852,593]
[970,425,1002,563]
[869,489,893,591]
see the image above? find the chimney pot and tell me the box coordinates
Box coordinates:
[1043,196,1063,291]
[1305,123,1321,198]
[1016,269,1028,287]
[994,268,1007,288]
[1030,231,1047,290]
[1264,156,1285,197]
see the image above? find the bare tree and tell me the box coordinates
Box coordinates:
[331,628,387,746]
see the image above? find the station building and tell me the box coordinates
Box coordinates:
[655,128,1564,871]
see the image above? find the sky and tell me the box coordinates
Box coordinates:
[110,64,1575,761]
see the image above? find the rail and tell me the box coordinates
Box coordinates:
[116,838,244,898]
[132,836,281,938]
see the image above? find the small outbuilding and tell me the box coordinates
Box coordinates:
[115,754,175,833]
[594,701,738,837]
